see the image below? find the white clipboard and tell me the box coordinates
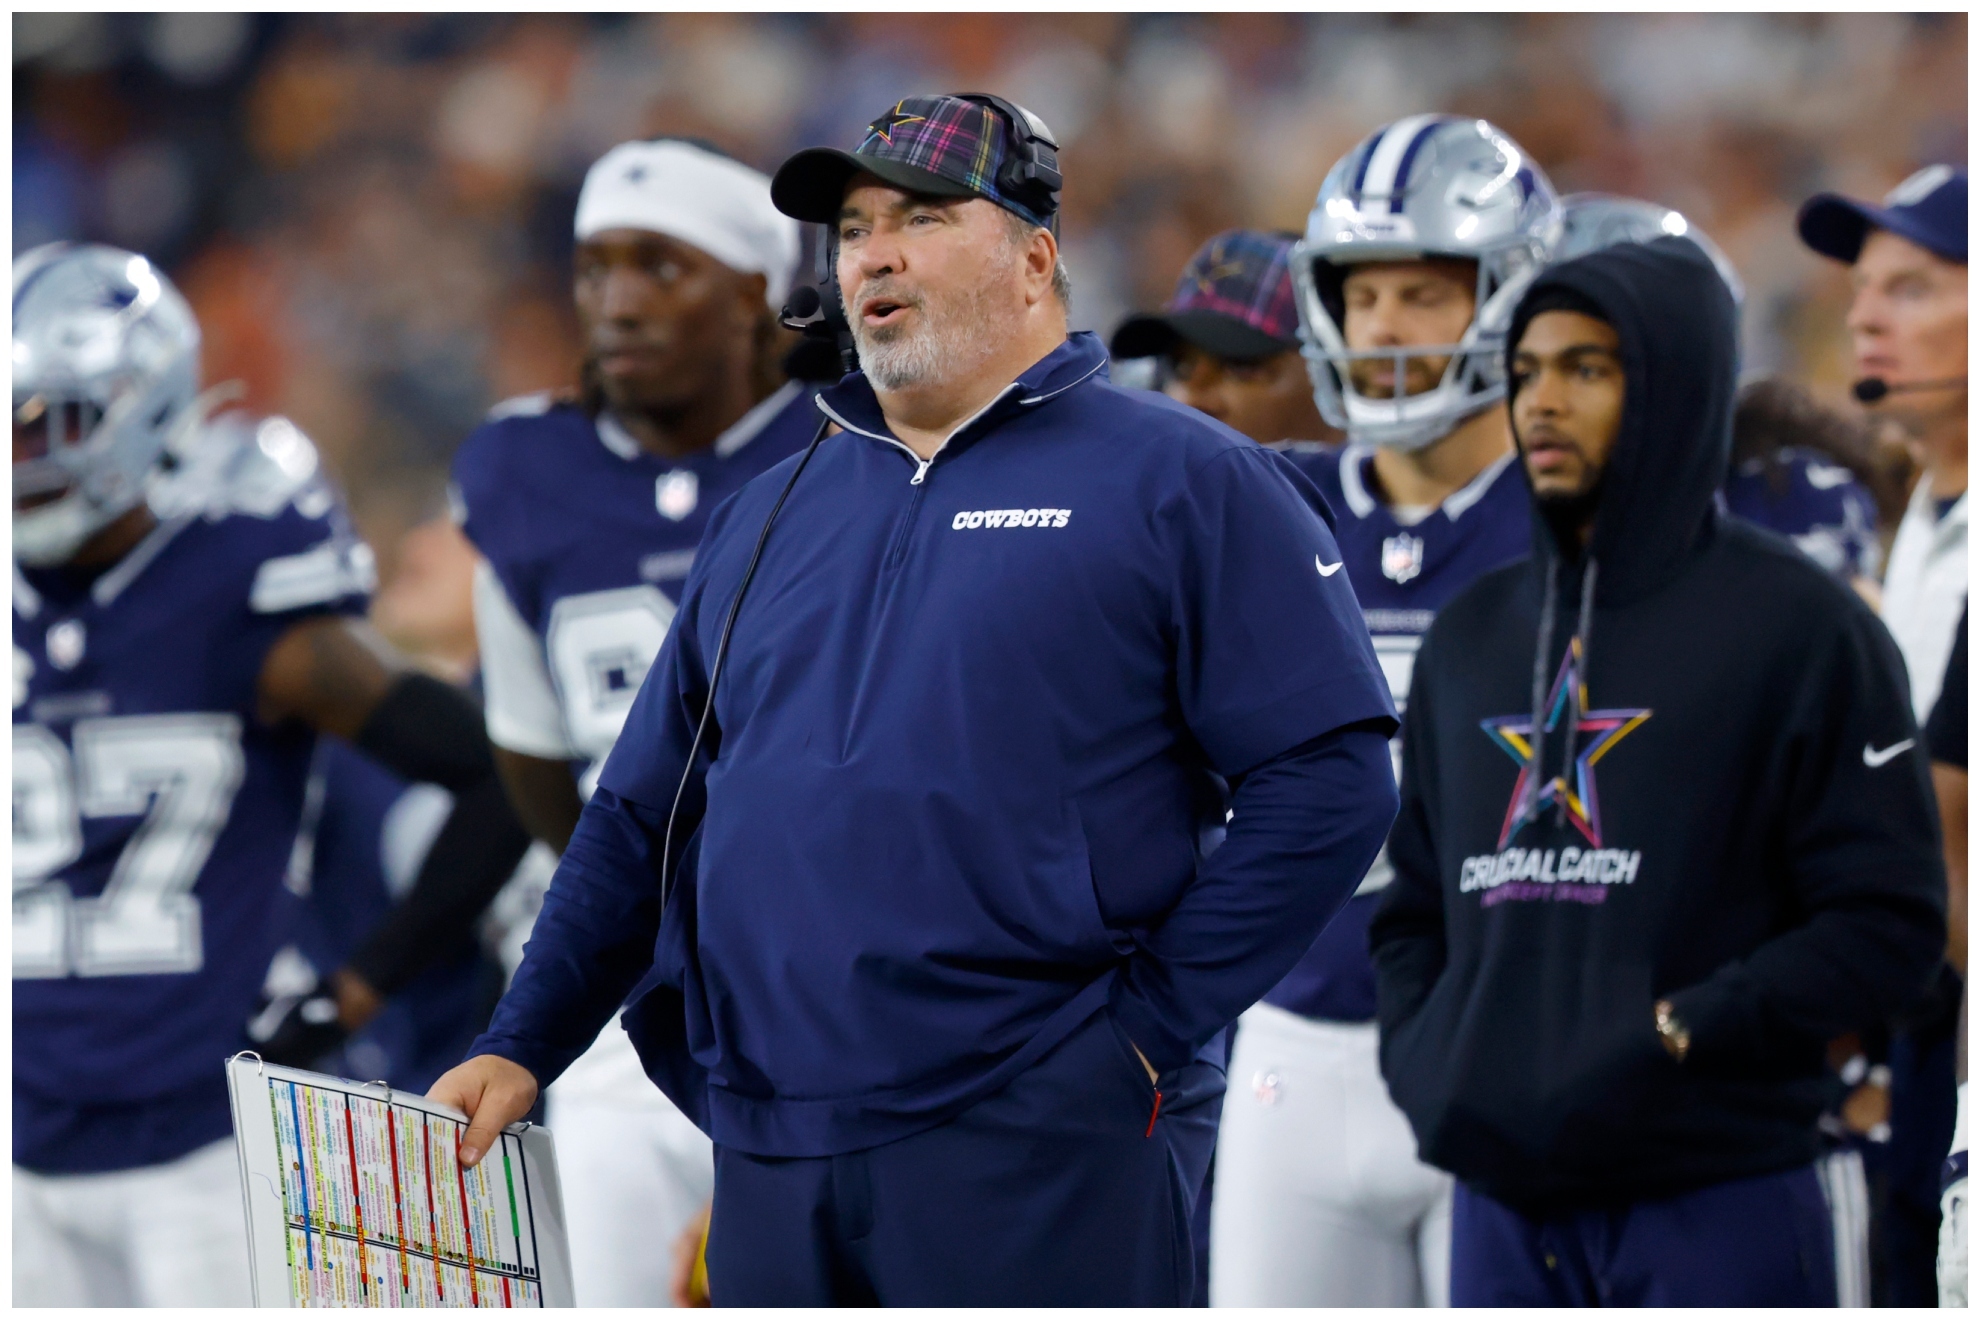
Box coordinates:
[226,1053,574,1308]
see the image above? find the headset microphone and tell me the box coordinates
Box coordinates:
[780,229,860,377]
[779,284,822,328]
[1852,376,1967,404]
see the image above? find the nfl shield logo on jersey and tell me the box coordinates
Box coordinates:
[45,619,86,670]
[1381,532,1425,584]
[656,470,699,522]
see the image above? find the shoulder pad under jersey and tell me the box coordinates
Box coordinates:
[151,411,334,521]
[485,391,558,421]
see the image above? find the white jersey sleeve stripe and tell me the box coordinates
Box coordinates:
[247,539,376,614]
[473,558,578,760]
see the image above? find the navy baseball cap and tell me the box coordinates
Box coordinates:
[1798,165,1967,265]
[1111,230,1303,362]
[771,94,1060,231]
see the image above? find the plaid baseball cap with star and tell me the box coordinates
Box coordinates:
[770,94,1061,231]
[1110,229,1304,362]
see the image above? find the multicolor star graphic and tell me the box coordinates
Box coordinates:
[865,102,927,146]
[1479,643,1650,849]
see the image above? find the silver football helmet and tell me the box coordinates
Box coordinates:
[1556,192,1745,305]
[1293,115,1563,452]
[12,243,201,566]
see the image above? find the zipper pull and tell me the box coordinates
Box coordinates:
[910,459,931,486]
[1144,1088,1163,1138]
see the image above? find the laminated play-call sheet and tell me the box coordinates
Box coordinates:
[227,1054,573,1307]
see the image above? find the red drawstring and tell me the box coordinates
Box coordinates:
[1144,1089,1163,1138]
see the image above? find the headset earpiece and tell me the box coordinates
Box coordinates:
[957,93,1063,226]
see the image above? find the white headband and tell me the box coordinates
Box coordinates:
[574,140,800,310]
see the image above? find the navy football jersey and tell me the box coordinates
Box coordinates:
[13,415,373,1172]
[1266,441,1531,1022]
[451,383,818,787]
[1722,447,1881,582]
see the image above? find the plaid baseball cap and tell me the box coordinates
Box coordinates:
[1110,230,1303,362]
[770,94,1060,231]
[1798,164,1967,265]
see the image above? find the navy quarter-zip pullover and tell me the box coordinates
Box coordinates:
[472,333,1399,1157]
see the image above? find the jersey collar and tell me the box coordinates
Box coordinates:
[1442,449,1518,521]
[594,411,642,461]
[1340,444,1518,524]
[715,381,804,459]
[92,515,195,607]
[594,381,807,466]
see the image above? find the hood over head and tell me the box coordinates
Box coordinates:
[1506,235,1739,606]
[1498,237,1739,837]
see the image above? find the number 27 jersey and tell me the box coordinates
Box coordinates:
[13,427,372,1167]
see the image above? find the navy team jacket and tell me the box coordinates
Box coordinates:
[471,332,1398,1157]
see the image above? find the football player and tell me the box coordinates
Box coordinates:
[12,243,527,1306]
[250,516,519,1087]
[448,137,814,1307]
[1724,379,1884,598]
[1207,115,1558,1308]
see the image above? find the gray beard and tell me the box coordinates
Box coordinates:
[851,272,1014,393]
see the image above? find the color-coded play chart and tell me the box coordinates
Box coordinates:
[227,1055,573,1307]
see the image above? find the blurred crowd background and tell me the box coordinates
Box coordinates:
[14,11,1968,583]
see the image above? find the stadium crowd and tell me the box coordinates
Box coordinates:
[10,11,1969,1310]
[12,12,1966,549]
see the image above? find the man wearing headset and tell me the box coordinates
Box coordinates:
[431,92,1400,1306]
[1799,165,1968,1306]
[1799,166,1967,722]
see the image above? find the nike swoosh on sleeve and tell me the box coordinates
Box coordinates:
[1316,556,1344,577]
[1863,739,1916,767]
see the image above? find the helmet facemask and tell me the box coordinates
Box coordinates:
[1292,115,1563,453]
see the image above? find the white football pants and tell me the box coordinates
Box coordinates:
[1815,1144,1872,1307]
[13,1136,253,1307]
[548,1020,715,1307]
[1209,1003,1453,1306]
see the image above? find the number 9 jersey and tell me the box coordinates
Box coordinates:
[450,383,818,795]
[13,416,375,1173]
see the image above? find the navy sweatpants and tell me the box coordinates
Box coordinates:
[1450,1163,1837,1306]
[704,1007,1225,1306]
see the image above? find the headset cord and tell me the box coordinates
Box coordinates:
[658,413,834,913]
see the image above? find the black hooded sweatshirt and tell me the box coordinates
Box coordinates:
[1369,237,1947,1213]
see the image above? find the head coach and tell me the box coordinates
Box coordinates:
[430,93,1399,1306]
[1367,236,1946,1305]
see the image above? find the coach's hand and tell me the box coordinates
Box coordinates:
[428,1054,539,1169]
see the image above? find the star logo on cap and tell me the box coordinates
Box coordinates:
[865,102,927,147]
[1191,239,1246,293]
